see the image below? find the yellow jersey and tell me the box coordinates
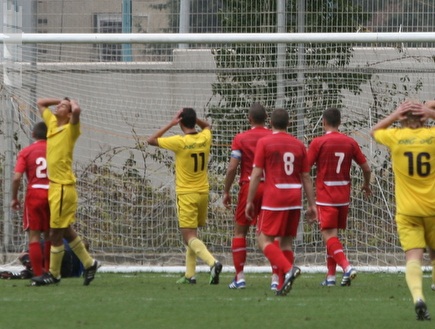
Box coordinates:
[42,108,80,185]
[158,129,211,194]
[373,127,435,216]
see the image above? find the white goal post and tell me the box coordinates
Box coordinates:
[2,32,435,44]
[1,32,435,273]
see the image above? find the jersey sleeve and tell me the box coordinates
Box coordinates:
[350,138,368,165]
[307,138,319,167]
[14,150,26,173]
[373,129,394,147]
[157,135,183,152]
[252,138,266,169]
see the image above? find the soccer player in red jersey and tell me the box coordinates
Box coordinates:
[222,103,275,289]
[246,108,317,296]
[11,122,51,277]
[307,107,371,287]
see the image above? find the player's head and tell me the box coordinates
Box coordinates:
[322,107,341,128]
[248,103,267,125]
[270,108,289,130]
[32,121,47,140]
[180,107,197,129]
[401,111,423,129]
[54,97,72,121]
[399,100,425,129]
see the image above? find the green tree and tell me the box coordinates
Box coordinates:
[207,0,371,173]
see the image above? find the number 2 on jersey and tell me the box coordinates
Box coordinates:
[36,157,48,178]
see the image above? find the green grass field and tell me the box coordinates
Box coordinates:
[1,271,433,329]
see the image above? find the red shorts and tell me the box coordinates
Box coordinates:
[234,182,264,226]
[23,188,50,232]
[257,209,300,237]
[317,205,349,230]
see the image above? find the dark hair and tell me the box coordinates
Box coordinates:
[33,122,47,140]
[249,103,267,124]
[271,108,289,130]
[323,107,341,127]
[180,107,197,129]
[63,97,72,112]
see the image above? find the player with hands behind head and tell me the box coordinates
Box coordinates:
[31,97,100,287]
[147,107,222,285]
[371,100,435,321]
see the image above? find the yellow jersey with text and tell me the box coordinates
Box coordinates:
[158,129,211,194]
[42,108,80,185]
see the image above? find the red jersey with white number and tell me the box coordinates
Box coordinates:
[253,131,309,210]
[231,126,271,185]
[307,131,367,206]
[14,140,49,190]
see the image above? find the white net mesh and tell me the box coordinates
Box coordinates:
[2,39,435,269]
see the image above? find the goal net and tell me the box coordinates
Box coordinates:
[1,31,435,272]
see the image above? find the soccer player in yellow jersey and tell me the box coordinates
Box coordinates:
[147,107,222,284]
[31,97,100,286]
[371,100,435,321]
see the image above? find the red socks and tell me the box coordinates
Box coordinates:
[29,241,44,276]
[263,243,292,275]
[231,237,246,276]
[326,237,349,271]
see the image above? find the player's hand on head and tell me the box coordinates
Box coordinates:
[170,109,183,126]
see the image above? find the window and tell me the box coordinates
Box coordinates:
[95,14,122,62]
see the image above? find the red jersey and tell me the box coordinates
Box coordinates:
[14,140,49,190]
[231,126,271,184]
[253,132,309,209]
[307,131,367,205]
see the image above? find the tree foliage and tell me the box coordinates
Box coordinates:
[206,0,371,170]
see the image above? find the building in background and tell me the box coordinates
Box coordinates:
[31,0,169,62]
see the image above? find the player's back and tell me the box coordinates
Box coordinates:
[309,132,363,182]
[159,129,211,194]
[258,132,307,184]
[234,127,270,183]
[380,127,435,216]
[254,132,308,209]
[16,141,48,189]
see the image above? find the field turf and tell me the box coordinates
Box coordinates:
[1,271,433,328]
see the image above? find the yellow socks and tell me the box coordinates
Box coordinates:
[69,237,93,269]
[188,238,216,267]
[49,244,65,278]
[185,246,197,279]
[432,259,435,287]
[405,259,424,303]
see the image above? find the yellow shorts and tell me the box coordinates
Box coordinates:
[396,213,435,251]
[176,193,208,229]
[48,183,77,229]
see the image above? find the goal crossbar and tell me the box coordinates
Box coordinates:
[1,32,435,44]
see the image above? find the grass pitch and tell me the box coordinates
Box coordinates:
[1,271,433,329]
